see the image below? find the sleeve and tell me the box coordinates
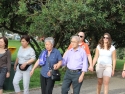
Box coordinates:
[111,45,115,51]
[62,50,69,66]
[7,50,11,72]
[56,50,62,61]
[30,48,36,59]
[38,50,44,59]
[82,50,88,72]
[97,45,100,50]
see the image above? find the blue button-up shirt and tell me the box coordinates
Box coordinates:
[39,48,62,78]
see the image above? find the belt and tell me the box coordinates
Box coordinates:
[68,68,81,72]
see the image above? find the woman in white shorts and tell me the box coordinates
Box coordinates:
[93,33,116,94]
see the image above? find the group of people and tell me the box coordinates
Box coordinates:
[0,32,125,94]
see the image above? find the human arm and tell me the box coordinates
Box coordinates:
[6,50,11,78]
[79,50,88,83]
[122,63,125,78]
[92,48,99,67]
[14,58,19,71]
[30,59,39,76]
[87,54,93,71]
[112,50,116,76]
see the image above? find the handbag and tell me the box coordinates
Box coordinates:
[51,68,61,81]
[48,57,61,81]
[19,64,30,71]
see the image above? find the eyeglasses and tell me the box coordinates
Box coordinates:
[78,35,83,38]
[103,37,109,39]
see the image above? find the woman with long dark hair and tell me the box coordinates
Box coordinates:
[93,33,116,94]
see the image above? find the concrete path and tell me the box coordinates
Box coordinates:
[7,72,125,94]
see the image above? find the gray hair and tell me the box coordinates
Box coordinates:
[71,35,80,42]
[44,37,54,45]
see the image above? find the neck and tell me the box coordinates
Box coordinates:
[73,46,78,51]
[0,47,4,50]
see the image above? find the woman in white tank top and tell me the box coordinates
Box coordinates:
[93,33,116,94]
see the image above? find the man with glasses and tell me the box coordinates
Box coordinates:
[66,32,93,94]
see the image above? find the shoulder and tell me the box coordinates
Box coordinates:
[97,45,100,49]
[53,48,61,53]
[110,45,115,51]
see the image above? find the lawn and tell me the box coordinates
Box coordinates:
[6,40,125,92]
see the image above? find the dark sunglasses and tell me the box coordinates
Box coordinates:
[78,35,83,38]
[103,37,109,39]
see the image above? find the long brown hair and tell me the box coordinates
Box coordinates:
[98,33,112,50]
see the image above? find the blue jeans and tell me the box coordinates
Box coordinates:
[0,67,7,89]
[62,69,83,94]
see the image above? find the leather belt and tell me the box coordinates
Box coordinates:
[68,68,81,72]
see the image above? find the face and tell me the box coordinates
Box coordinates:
[45,41,53,51]
[21,39,29,48]
[103,35,109,43]
[77,32,84,42]
[71,38,79,49]
[0,38,5,48]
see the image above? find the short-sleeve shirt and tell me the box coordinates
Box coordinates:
[68,42,90,55]
[17,46,36,71]
[97,45,115,65]
[40,48,62,78]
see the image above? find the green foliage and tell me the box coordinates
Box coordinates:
[1,0,125,53]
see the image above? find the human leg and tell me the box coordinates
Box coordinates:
[46,77,55,94]
[40,74,47,94]
[103,76,110,94]
[23,70,30,94]
[97,78,103,94]
[0,68,7,94]
[13,71,22,94]
[72,72,83,94]
[103,65,112,94]
[61,70,72,94]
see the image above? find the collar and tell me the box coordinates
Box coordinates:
[70,46,80,51]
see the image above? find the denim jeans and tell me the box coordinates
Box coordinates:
[0,67,7,89]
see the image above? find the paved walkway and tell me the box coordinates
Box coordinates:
[7,72,125,94]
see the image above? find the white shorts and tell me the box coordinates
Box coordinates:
[96,63,112,78]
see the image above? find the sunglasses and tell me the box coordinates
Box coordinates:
[103,37,109,39]
[78,35,83,38]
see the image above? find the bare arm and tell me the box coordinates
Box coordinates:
[112,50,116,76]
[92,48,99,67]
[30,59,39,76]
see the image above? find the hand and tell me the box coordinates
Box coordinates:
[14,64,17,71]
[6,72,10,78]
[111,70,115,76]
[78,74,84,83]
[88,65,93,72]
[53,64,58,70]
[30,69,34,76]
[122,71,125,78]
[20,63,27,69]
[47,70,52,77]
